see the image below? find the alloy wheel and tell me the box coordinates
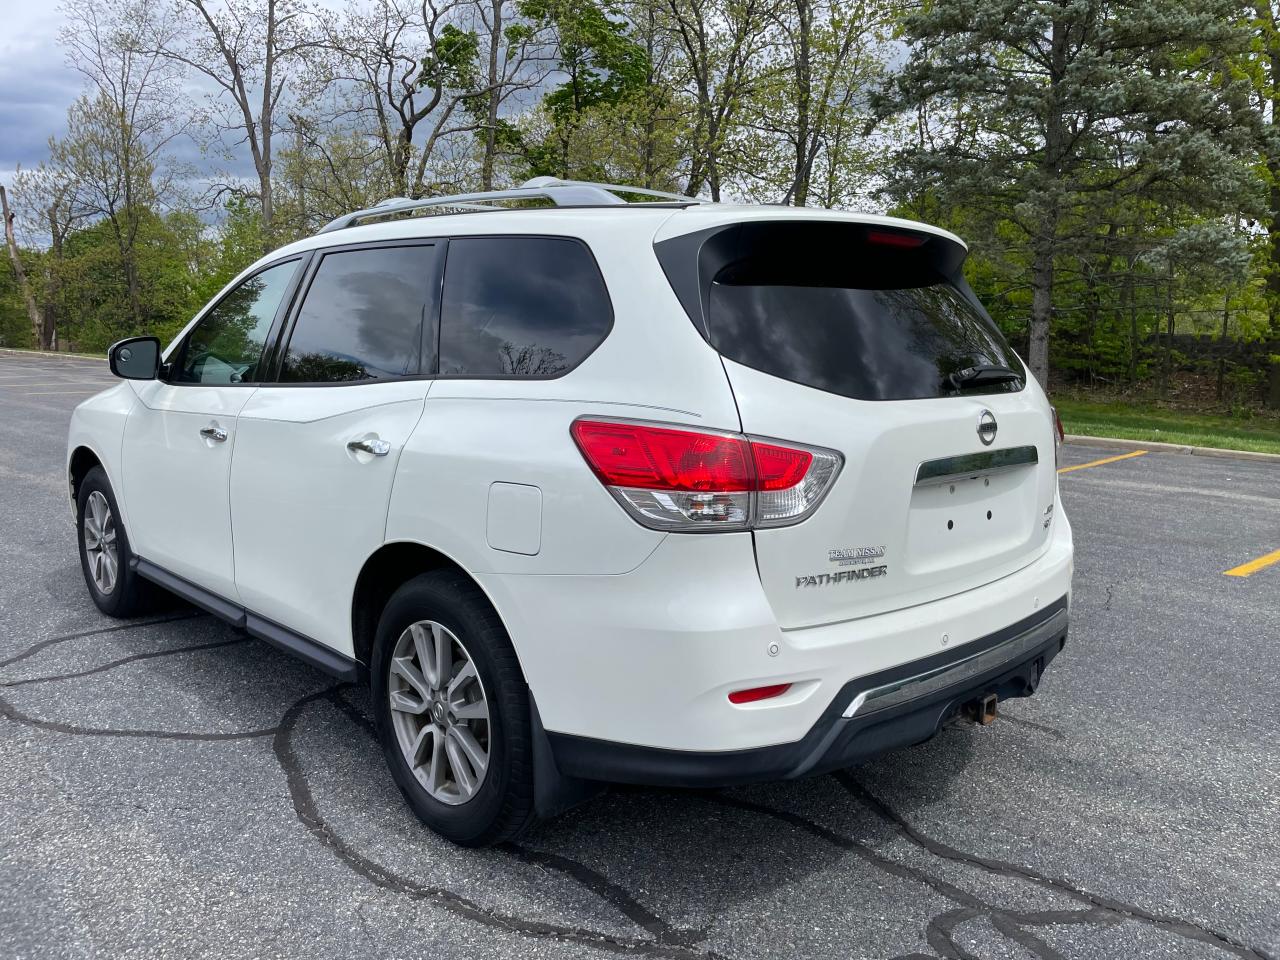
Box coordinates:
[83,490,118,595]
[387,620,491,805]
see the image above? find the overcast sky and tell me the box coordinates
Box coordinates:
[0,5,82,184]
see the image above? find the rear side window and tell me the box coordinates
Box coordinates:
[439,237,612,377]
[280,244,438,383]
[661,221,1024,402]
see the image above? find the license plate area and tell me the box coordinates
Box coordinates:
[904,467,1038,575]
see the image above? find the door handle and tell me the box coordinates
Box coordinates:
[200,425,228,443]
[347,438,391,457]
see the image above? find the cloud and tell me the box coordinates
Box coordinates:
[0,6,80,182]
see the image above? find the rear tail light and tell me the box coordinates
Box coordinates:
[1050,406,1065,467]
[571,418,842,532]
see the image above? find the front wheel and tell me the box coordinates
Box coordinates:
[76,466,157,618]
[370,570,536,846]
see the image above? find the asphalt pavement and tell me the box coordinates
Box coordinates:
[1,351,1277,960]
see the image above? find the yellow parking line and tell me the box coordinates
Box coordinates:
[1224,548,1280,578]
[1057,450,1148,474]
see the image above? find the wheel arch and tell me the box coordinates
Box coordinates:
[351,540,517,672]
[68,445,105,507]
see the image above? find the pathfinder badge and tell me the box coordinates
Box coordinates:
[796,566,887,588]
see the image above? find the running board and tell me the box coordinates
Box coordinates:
[131,557,360,681]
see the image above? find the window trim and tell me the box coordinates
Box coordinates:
[247,232,615,387]
[262,237,446,388]
[164,255,308,387]
[432,233,615,382]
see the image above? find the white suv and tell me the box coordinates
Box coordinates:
[67,179,1073,846]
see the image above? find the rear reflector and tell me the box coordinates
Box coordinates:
[728,683,792,705]
[571,418,842,532]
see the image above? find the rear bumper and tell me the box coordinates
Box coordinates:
[546,599,1068,787]
[478,507,1073,753]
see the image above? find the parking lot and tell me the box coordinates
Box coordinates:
[1,350,1276,960]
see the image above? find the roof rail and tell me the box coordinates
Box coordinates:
[317,177,711,233]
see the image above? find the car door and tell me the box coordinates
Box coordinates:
[229,240,443,657]
[121,257,304,599]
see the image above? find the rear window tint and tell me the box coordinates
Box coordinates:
[710,279,1022,401]
[659,220,1023,402]
[439,237,612,377]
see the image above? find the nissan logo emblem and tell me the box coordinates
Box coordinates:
[977,410,998,446]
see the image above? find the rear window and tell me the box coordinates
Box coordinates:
[660,221,1024,402]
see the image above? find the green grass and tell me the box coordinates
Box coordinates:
[1055,398,1280,456]
[0,346,105,360]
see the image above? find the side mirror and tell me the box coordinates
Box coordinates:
[108,336,161,380]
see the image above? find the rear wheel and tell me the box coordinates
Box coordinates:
[371,571,536,846]
[76,466,157,617]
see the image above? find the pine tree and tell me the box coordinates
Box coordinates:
[881,0,1261,386]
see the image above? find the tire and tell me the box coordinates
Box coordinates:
[76,466,158,618]
[371,570,536,846]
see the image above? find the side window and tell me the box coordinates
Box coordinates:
[279,244,438,383]
[174,260,298,385]
[439,237,612,378]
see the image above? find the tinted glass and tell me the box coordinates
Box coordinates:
[175,260,297,384]
[280,245,437,383]
[709,277,1023,402]
[439,237,612,377]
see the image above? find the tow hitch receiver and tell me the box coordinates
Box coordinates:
[966,693,999,725]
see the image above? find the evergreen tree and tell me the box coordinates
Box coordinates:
[881,0,1261,386]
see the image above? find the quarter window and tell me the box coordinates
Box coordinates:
[280,245,439,383]
[438,237,612,377]
[173,260,298,385]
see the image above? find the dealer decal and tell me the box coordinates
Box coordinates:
[828,545,886,567]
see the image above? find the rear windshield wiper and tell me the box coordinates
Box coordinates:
[946,365,1024,392]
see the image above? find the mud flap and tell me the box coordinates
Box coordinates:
[530,693,605,819]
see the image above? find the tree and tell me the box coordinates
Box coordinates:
[60,0,188,330]
[517,0,652,179]
[471,0,549,188]
[11,162,89,350]
[657,0,780,199]
[150,0,316,249]
[882,0,1262,387]
[1243,3,1280,335]
[736,0,894,206]
[0,185,43,348]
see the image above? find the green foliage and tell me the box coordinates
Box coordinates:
[510,0,665,181]
[425,24,483,93]
[1055,397,1280,453]
[881,0,1266,385]
[191,198,268,307]
[12,0,1280,413]
[48,208,207,351]
[0,262,35,348]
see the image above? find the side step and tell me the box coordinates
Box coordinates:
[132,557,361,681]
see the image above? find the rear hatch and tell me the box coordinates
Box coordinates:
[655,216,1059,630]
